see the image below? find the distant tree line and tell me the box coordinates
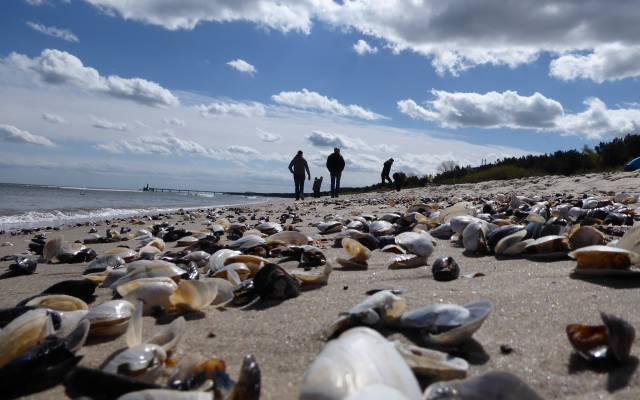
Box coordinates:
[431,133,640,184]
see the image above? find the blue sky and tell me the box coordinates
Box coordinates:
[1,0,639,191]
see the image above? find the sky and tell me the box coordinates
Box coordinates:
[1,0,640,192]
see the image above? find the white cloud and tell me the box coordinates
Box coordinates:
[271,88,386,121]
[24,0,46,5]
[399,90,640,139]
[227,145,259,155]
[0,124,55,146]
[550,44,640,83]
[258,128,281,142]
[164,117,185,126]
[353,39,378,55]
[5,49,179,107]
[197,100,266,118]
[42,113,68,124]
[81,1,640,76]
[98,130,212,156]
[226,59,257,75]
[92,116,130,131]
[306,130,368,151]
[26,21,79,42]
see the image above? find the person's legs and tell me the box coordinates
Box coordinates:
[294,175,303,200]
[330,174,336,197]
[335,173,341,197]
[300,177,305,200]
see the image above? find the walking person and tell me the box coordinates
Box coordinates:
[326,147,345,198]
[381,158,394,186]
[288,150,311,200]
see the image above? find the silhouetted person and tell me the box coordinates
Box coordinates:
[312,177,323,198]
[381,158,394,185]
[326,147,345,198]
[288,150,310,200]
[393,171,406,192]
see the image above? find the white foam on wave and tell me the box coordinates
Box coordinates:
[0,198,266,231]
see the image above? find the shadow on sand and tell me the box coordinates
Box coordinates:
[568,353,639,392]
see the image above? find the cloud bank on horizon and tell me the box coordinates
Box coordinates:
[1,0,639,191]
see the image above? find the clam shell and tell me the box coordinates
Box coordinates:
[116,278,177,315]
[43,237,63,263]
[266,231,310,246]
[388,254,427,269]
[424,371,543,400]
[118,389,211,400]
[26,294,89,312]
[569,245,638,270]
[317,221,343,234]
[487,225,525,252]
[103,343,167,382]
[450,215,480,235]
[494,229,527,255]
[111,261,185,289]
[210,278,234,307]
[85,255,125,274]
[462,222,488,254]
[525,235,569,254]
[342,238,371,262]
[369,220,394,236]
[568,225,606,250]
[393,341,468,380]
[0,308,56,368]
[170,280,218,311]
[301,327,422,400]
[430,223,453,240]
[224,254,267,276]
[84,300,135,337]
[103,247,138,262]
[227,235,266,250]
[395,231,434,258]
[208,249,241,275]
[291,263,332,287]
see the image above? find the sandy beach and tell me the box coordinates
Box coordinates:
[2,170,640,399]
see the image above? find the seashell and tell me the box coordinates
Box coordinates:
[255,222,283,235]
[569,245,639,270]
[317,221,343,234]
[118,389,211,400]
[381,213,402,223]
[210,278,234,307]
[615,224,640,254]
[84,300,135,337]
[395,231,435,258]
[568,225,606,250]
[450,215,480,235]
[139,245,161,260]
[85,255,125,274]
[437,202,474,224]
[266,231,310,246]
[328,290,407,338]
[430,223,453,240]
[291,263,333,287]
[400,300,493,346]
[486,225,525,252]
[301,327,422,400]
[525,235,569,255]
[170,280,218,312]
[213,262,252,282]
[337,238,371,269]
[215,218,231,230]
[369,220,394,236]
[146,238,166,252]
[224,254,267,276]
[0,308,56,368]
[388,254,427,269]
[494,229,527,255]
[431,256,460,281]
[567,312,635,363]
[230,354,261,400]
[227,235,266,250]
[381,244,406,254]
[8,256,37,275]
[253,263,300,301]
[104,247,138,262]
[462,222,488,254]
[26,294,88,312]
[111,261,185,289]
[43,237,63,263]
[424,371,543,400]
[176,236,199,247]
[208,249,242,275]
[393,341,468,380]
[346,220,365,231]
[116,278,177,315]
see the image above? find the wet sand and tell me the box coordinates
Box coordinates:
[1,170,640,399]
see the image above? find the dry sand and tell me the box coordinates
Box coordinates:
[2,170,640,399]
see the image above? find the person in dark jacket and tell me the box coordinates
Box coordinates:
[326,147,345,198]
[312,176,323,198]
[393,171,406,192]
[381,158,394,185]
[288,150,311,200]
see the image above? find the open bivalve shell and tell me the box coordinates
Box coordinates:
[566,312,635,363]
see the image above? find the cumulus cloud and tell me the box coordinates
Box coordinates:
[399,90,640,139]
[0,124,55,146]
[257,128,281,142]
[227,145,259,155]
[353,39,378,55]
[164,117,185,126]
[550,44,640,83]
[197,100,266,118]
[272,88,386,121]
[81,0,640,76]
[306,130,368,151]
[227,59,257,75]
[26,21,79,42]
[398,90,564,129]
[92,116,130,131]
[5,49,179,107]
[42,113,68,124]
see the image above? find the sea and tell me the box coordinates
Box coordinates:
[0,183,266,231]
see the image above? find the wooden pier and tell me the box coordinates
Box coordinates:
[141,184,218,195]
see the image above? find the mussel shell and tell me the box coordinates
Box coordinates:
[567,312,636,363]
[26,294,89,312]
[8,257,37,275]
[430,223,453,240]
[42,279,97,303]
[253,263,300,301]
[424,371,543,400]
[431,257,460,281]
[486,225,525,252]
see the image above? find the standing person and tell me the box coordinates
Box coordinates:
[326,147,345,198]
[392,171,406,192]
[288,150,311,200]
[312,176,323,198]
[381,158,394,185]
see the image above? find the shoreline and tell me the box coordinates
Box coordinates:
[0,170,639,399]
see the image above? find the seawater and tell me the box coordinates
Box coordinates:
[0,183,266,230]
